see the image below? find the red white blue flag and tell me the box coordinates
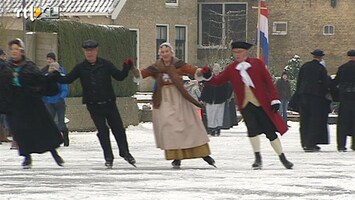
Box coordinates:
[258,0,269,67]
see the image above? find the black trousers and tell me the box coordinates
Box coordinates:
[337,99,355,150]
[241,103,278,141]
[86,101,129,161]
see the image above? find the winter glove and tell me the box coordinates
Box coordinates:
[123,58,134,70]
[202,65,212,79]
[271,103,280,113]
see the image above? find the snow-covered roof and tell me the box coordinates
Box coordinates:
[0,0,120,16]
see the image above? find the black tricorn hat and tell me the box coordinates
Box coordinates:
[231,41,253,50]
[347,50,355,56]
[311,49,325,56]
[82,40,99,49]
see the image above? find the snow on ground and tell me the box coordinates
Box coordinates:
[1,121,355,200]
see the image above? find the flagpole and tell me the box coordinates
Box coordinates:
[256,0,261,59]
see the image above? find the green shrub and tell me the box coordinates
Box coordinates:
[28,20,136,97]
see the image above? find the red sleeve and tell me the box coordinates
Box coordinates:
[208,63,233,86]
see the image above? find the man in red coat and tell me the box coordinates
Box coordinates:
[197,41,293,170]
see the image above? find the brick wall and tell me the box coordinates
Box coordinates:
[268,0,355,75]
[115,0,199,91]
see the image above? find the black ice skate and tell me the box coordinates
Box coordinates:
[171,159,181,169]
[279,153,293,169]
[252,152,262,170]
[105,161,113,169]
[124,153,136,168]
[203,156,216,168]
[22,155,32,169]
[51,150,64,167]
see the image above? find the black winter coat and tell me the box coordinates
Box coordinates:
[0,59,14,114]
[56,57,129,104]
[296,59,330,97]
[276,78,291,100]
[200,82,232,104]
[6,58,63,156]
[332,60,355,101]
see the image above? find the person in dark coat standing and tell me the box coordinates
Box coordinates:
[276,72,291,125]
[295,49,331,152]
[200,64,231,136]
[332,50,355,152]
[4,39,64,169]
[55,40,135,168]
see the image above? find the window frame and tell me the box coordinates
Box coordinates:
[156,24,170,59]
[165,0,179,7]
[175,25,188,62]
[129,28,140,69]
[272,21,288,35]
[323,25,335,36]
[198,2,248,49]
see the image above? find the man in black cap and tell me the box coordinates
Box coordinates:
[197,41,293,170]
[332,50,355,152]
[55,39,136,168]
[294,49,331,152]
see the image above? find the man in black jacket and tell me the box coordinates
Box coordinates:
[332,50,355,152]
[55,40,135,168]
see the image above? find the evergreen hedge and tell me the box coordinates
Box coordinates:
[28,20,136,97]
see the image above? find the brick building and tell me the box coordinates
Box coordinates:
[1,0,354,88]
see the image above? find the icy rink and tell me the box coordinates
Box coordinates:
[1,121,355,200]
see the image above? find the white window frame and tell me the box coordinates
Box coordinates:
[272,21,288,35]
[156,24,170,59]
[323,25,335,36]
[165,0,179,7]
[198,2,248,48]
[175,25,188,63]
[129,28,140,69]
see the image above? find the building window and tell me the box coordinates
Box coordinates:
[323,25,334,35]
[272,22,288,35]
[166,0,178,7]
[156,25,168,59]
[129,29,139,68]
[199,3,247,47]
[175,26,186,61]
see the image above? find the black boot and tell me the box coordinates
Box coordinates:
[105,160,113,169]
[22,155,32,169]
[50,149,64,167]
[203,156,216,168]
[62,131,69,147]
[279,153,293,169]
[171,159,181,169]
[252,152,262,170]
[124,153,136,167]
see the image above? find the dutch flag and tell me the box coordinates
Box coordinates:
[258,0,269,67]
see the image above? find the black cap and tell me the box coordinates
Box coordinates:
[311,49,325,56]
[82,40,99,49]
[46,52,56,60]
[347,50,355,56]
[0,49,5,55]
[231,41,253,50]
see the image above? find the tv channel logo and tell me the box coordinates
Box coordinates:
[16,6,60,21]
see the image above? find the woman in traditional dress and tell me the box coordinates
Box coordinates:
[131,42,215,169]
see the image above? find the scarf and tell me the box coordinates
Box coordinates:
[236,61,255,88]
[149,57,202,109]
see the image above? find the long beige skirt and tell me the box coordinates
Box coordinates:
[152,85,210,160]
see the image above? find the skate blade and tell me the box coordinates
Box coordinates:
[129,163,137,168]
[172,166,181,169]
[252,166,262,170]
[211,164,217,168]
